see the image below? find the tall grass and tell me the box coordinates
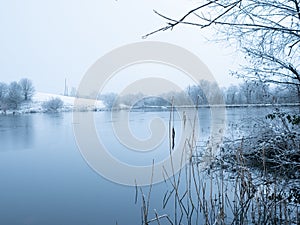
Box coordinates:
[137,103,300,225]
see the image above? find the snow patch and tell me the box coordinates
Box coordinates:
[2,92,105,114]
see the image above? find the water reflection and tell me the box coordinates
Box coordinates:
[0,115,34,151]
[43,112,64,121]
[0,107,296,225]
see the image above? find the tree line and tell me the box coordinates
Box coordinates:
[99,80,299,109]
[223,81,299,105]
[0,78,35,112]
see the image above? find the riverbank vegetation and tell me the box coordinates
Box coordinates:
[136,104,300,225]
[99,80,300,110]
[135,0,300,222]
[0,78,35,112]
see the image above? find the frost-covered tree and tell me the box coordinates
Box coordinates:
[7,81,23,109]
[239,81,270,104]
[99,93,118,109]
[186,80,224,105]
[0,82,8,101]
[0,82,8,113]
[186,83,208,105]
[226,85,239,104]
[146,0,300,101]
[70,87,77,97]
[186,85,201,105]
[19,78,35,101]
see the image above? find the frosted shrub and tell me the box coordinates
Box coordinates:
[42,97,64,112]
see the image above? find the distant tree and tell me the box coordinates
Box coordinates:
[169,91,188,106]
[270,84,300,104]
[70,87,77,97]
[240,81,255,104]
[7,81,23,109]
[238,81,271,104]
[0,82,8,101]
[19,78,35,101]
[42,97,64,112]
[99,93,118,109]
[119,93,145,107]
[0,82,8,113]
[186,84,207,105]
[186,85,199,105]
[226,85,239,104]
[204,81,224,104]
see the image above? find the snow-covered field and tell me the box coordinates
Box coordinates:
[14,92,105,114]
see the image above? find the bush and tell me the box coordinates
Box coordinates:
[42,98,64,112]
[222,108,300,179]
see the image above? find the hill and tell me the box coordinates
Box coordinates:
[4,92,105,114]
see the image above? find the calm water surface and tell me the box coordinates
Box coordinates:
[0,107,291,225]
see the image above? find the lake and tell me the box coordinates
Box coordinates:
[0,107,296,225]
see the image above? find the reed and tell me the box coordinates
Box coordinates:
[136,103,300,225]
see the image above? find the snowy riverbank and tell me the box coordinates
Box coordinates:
[2,92,105,114]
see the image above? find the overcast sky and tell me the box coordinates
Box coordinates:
[0,0,241,95]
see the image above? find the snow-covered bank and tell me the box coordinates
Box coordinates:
[3,92,105,114]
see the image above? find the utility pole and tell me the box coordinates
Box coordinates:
[64,78,68,96]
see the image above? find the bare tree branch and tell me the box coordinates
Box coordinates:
[144,0,300,97]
